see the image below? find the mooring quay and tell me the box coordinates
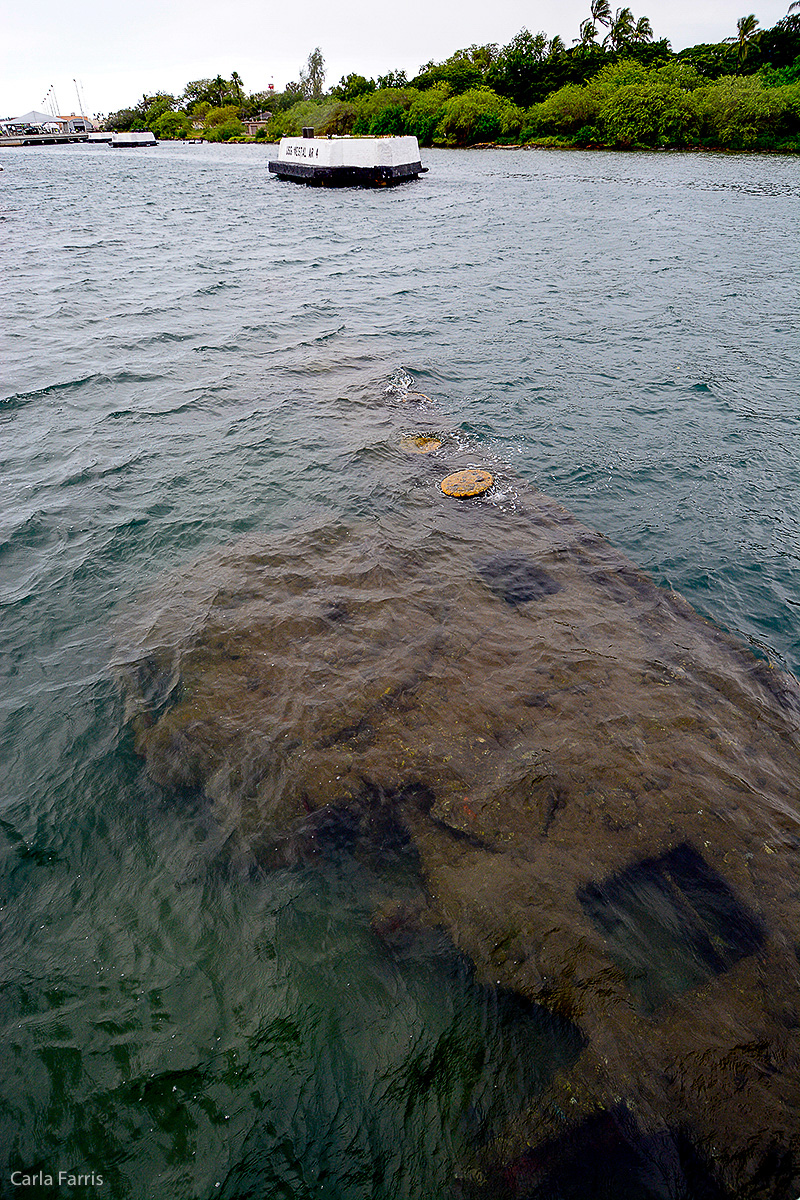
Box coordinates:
[0,130,90,147]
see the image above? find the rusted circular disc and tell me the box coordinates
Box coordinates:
[440,468,494,498]
[400,435,442,454]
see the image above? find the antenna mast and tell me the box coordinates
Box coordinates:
[42,85,58,116]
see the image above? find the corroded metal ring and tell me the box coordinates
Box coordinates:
[440,468,494,497]
[400,435,442,454]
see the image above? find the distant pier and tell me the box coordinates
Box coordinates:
[0,131,90,147]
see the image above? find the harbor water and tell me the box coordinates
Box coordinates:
[2,141,800,1199]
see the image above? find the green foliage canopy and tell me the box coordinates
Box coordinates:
[152,111,191,139]
[332,74,376,101]
[436,87,525,144]
[525,56,800,148]
[101,8,800,154]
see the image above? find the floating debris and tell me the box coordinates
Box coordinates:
[440,468,494,497]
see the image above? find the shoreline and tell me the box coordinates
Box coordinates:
[187,137,800,155]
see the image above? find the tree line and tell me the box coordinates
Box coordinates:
[106,4,800,151]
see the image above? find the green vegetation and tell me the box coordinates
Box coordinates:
[104,9,800,151]
[523,58,800,148]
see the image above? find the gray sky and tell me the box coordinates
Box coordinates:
[1,0,792,118]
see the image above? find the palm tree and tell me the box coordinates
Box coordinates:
[574,0,611,50]
[575,18,599,46]
[211,75,227,107]
[725,14,760,67]
[632,15,653,43]
[230,72,244,109]
[604,6,636,51]
[591,0,613,28]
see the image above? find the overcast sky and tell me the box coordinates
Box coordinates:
[1,0,792,118]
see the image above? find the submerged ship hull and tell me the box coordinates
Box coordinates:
[116,392,800,1198]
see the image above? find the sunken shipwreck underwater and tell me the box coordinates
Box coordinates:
[116,389,800,1200]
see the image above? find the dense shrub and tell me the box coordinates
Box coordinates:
[203,119,246,142]
[526,82,601,137]
[265,100,334,138]
[404,85,451,144]
[263,109,300,138]
[350,87,418,134]
[331,73,376,101]
[317,102,357,135]
[152,111,192,140]
[600,80,699,145]
[695,73,800,147]
[675,42,739,79]
[411,59,485,95]
[436,87,524,145]
[368,104,408,135]
[197,104,246,141]
[523,57,799,149]
[105,108,139,132]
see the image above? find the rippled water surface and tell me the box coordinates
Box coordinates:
[2,142,799,1199]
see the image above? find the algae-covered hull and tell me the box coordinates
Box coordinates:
[117,417,800,1198]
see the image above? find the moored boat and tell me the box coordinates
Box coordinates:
[268,131,426,187]
[112,132,157,148]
